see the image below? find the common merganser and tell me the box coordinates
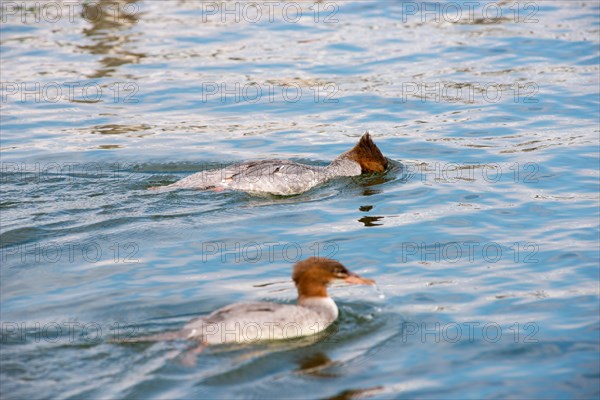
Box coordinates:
[122,257,374,345]
[150,132,388,195]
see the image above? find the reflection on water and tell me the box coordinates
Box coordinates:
[358,215,384,227]
[89,123,152,135]
[297,351,337,377]
[78,0,144,78]
[326,386,384,400]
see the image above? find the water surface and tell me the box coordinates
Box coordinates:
[1,1,599,399]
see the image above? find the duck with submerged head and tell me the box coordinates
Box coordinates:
[150,132,388,195]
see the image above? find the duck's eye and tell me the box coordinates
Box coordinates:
[334,268,345,276]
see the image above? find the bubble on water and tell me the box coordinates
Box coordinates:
[374,284,385,300]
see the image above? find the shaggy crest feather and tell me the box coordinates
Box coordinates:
[345,132,388,173]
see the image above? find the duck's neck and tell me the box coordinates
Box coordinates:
[298,296,339,322]
[326,155,362,178]
[296,279,328,299]
[296,280,339,321]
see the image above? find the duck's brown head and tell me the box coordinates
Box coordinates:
[344,132,388,173]
[292,257,375,299]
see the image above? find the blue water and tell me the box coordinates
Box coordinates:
[1,1,599,399]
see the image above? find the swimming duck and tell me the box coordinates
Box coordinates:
[151,132,388,195]
[123,257,375,345]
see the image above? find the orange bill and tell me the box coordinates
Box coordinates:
[344,273,375,285]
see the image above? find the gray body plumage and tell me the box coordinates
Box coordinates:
[168,157,361,196]
[181,299,338,344]
[121,299,339,345]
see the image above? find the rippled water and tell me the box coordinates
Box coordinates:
[1,1,599,399]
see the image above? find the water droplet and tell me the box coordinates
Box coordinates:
[374,284,385,299]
